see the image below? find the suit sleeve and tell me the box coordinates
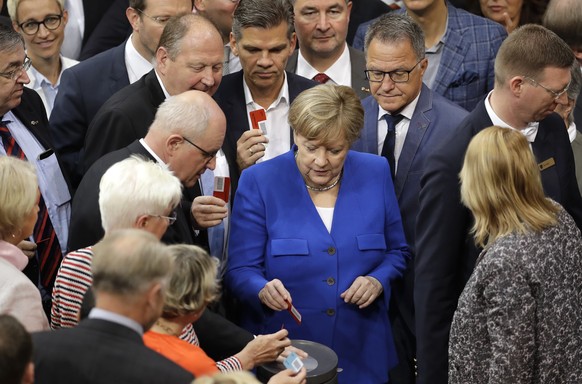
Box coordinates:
[225,169,270,316]
[49,68,87,188]
[414,126,474,384]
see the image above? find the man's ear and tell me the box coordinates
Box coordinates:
[126,7,141,32]
[509,75,525,96]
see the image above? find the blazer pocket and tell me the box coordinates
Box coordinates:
[271,239,309,257]
[356,234,387,251]
[450,70,479,87]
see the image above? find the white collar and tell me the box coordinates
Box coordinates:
[376,89,422,121]
[243,71,289,109]
[484,91,539,142]
[296,43,351,85]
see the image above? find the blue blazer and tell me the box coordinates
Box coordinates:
[213,70,317,204]
[49,42,129,188]
[226,149,411,383]
[414,101,582,384]
[353,2,507,112]
[352,85,468,334]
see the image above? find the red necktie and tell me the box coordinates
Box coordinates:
[0,120,63,293]
[313,73,331,84]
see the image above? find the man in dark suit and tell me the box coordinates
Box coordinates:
[215,0,316,201]
[33,229,194,383]
[353,0,507,112]
[350,14,468,384]
[49,0,193,188]
[70,90,253,361]
[286,0,368,99]
[543,0,582,131]
[81,13,223,172]
[415,24,582,384]
[0,26,70,307]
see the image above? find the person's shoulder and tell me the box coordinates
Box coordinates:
[68,43,125,74]
[346,149,387,169]
[448,4,507,38]
[424,85,469,117]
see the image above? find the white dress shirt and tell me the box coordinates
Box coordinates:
[296,43,351,86]
[125,35,155,84]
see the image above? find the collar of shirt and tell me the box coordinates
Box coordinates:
[26,57,60,89]
[88,308,144,336]
[376,91,421,158]
[0,240,29,271]
[568,122,577,143]
[243,71,289,110]
[377,90,421,123]
[484,90,539,142]
[125,35,155,84]
[296,43,351,86]
[154,70,171,99]
[225,43,242,74]
[139,138,168,168]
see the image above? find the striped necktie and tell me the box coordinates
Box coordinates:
[0,120,63,293]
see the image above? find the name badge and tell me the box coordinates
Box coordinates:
[538,157,555,171]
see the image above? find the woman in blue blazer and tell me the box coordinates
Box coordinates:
[226,85,411,383]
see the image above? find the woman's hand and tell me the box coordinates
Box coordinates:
[234,329,292,369]
[259,279,291,311]
[340,276,383,309]
[268,367,307,384]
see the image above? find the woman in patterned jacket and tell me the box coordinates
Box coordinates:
[449,126,582,383]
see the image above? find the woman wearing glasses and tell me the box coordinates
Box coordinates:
[6,0,77,117]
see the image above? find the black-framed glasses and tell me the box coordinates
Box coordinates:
[18,14,63,35]
[182,136,218,161]
[135,8,171,26]
[151,211,177,225]
[0,57,32,80]
[365,59,424,83]
[523,76,570,100]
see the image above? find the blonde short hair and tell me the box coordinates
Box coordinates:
[289,85,364,146]
[162,244,220,318]
[6,0,65,21]
[0,157,37,240]
[460,126,558,247]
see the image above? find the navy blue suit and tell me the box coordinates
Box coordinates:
[214,70,317,203]
[352,85,468,382]
[414,101,582,384]
[49,42,129,188]
[353,3,506,112]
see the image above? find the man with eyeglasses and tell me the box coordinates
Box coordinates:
[286,0,368,99]
[69,90,257,362]
[350,13,468,384]
[414,24,582,384]
[0,25,71,318]
[48,0,193,189]
[6,0,78,118]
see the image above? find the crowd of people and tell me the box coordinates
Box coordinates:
[0,0,581,383]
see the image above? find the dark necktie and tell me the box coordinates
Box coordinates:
[0,120,62,294]
[313,73,330,84]
[380,114,404,179]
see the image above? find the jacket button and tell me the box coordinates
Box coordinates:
[326,308,335,316]
[327,247,336,255]
[326,277,335,286]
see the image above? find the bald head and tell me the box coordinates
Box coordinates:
[145,90,226,187]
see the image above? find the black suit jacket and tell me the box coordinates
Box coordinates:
[347,0,391,45]
[33,318,193,384]
[214,70,317,203]
[575,94,582,133]
[49,42,129,188]
[286,46,369,99]
[414,100,582,384]
[82,69,164,173]
[80,0,131,60]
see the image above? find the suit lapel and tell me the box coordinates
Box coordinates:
[286,50,299,73]
[348,46,369,99]
[359,96,381,153]
[395,87,431,198]
[12,90,51,149]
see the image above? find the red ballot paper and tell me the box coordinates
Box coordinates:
[285,299,302,325]
[213,176,230,203]
[250,109,266,130]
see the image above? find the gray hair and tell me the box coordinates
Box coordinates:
[99,156,182,233]
[232,0,295,41]
[0,25,24,53]
[364,13,425,61]
[543,0,582,51]
[91,229,173,297]
[6,0,65,21]
[157,13,221,61]
[148,93,210,140]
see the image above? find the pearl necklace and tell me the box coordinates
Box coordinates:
[304,171,342,192]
